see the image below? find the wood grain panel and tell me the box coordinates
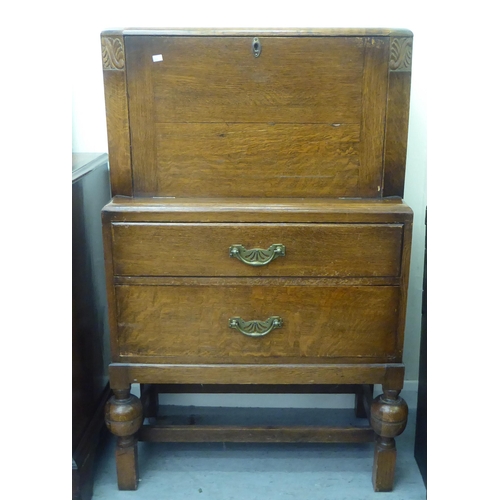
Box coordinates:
[147,36,364,123]
[383,71,412,197]
[358,37,390,195]
[395,220,413,357]
[101,32,132,196]
[125,37,158,196]
[108,363,404,388]
[102,197,414,224]
[124,35,391,197]
[139,425,374,443]
[111,223,403,277]
[114,277,399,287]
[121,28,413,37]
[155,123,360,197]
[114,285,399,361]
[102,216,120,361]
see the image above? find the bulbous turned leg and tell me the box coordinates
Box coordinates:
[105,389,143,490]
[370,389,408,492]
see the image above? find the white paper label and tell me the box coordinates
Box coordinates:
[152,54,163,62]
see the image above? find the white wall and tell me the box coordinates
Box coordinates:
[72,1,427,393]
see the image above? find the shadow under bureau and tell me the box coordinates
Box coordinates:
[100,28,413,493]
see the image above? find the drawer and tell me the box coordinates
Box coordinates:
[111,223,403,277]
[115,284,399,362]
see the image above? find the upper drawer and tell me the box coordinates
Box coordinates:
[111,223,403,277]
[102,31,413,198]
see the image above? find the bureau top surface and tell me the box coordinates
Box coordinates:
[104,27,413,37]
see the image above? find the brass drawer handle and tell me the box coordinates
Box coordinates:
[229,316,283,337]
[229,244,285,266]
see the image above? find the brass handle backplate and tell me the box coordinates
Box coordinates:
[229,316,283,337]
[229,244,285,266]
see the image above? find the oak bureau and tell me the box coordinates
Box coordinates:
[100,28,413,492]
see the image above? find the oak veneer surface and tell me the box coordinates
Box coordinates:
[116,28,413,36]
[108,363,405,388]
[102,30,412,198]
[126,35,386,198]
[103,198,412,369]
[101,28,414,493]
[115,284,399,362]
[111,222,403,277]
[146,37,365,123]
[103,197,413,222]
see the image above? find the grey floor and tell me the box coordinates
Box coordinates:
[92,406,426,500]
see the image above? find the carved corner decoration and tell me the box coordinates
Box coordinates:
[102,36,125,71]
[389,38,412,72]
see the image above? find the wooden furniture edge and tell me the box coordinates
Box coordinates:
[138,425,375,443]
[102,28,413,37]
[102,197,414,223]
[101,32,133,196]
[146,383,376,394]
[396,219,414,355]
[102,215,120,360]
[72,384,111,500]
[113,276,401,286]
[109,363,405,389]
[382,35,413,197]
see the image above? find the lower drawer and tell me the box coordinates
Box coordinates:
[114,284,400,363]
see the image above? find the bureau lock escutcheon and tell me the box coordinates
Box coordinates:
[252,37,261,57]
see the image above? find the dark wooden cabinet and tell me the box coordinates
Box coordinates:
[415,209,427,487]
[72,153,112,500]
[100,29,413,492]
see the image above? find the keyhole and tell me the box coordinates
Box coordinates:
[253,38,261,57]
